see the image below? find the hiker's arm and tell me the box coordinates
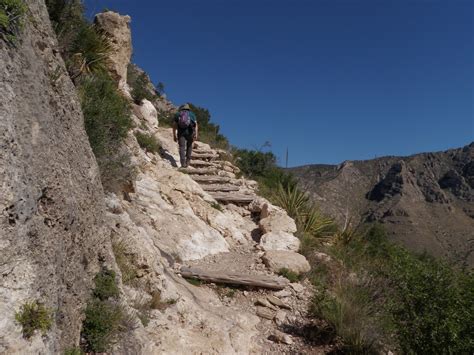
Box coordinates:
[173,122,178,142]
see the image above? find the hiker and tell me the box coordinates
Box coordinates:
[173,104,198,168]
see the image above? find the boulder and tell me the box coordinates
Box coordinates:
[259,231,300,252]
[139,99,158,128]
[259,212,297,234]
[94,11,132,88]
[262,251,311,275]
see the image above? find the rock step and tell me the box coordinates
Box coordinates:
[209,192,256,204]
[189,160,215,167]
[192,153,218,160]
[193,149,217,155]
[201,184,241,192]
[182,167,218,175]
[191,175,231,184]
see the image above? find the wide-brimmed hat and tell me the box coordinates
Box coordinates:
[180,104,191,110]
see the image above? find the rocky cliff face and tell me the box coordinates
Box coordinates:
[0,0,107,352]
[290,144,474,267]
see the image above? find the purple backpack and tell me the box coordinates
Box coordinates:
[178,110,191,129]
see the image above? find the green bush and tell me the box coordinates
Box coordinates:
[82,299,124,353]
[112,240,138,285]
[15,300,53,338]
[188,103,229,149]
[93,268,119,301]
[64,348,83,355]
[135,131,161,154]
[311,276,382,354]
[320,225,474,353]
[278,268,301,283]
[0,0,27,43]
[81,267,134,353]
[128,71,155,104]
[78,72,134,192]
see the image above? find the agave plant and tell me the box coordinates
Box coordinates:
[301,209,334,237]
[274,183,309,220]
[68,24,112,79]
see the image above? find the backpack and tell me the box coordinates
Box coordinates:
[178,110,191,129]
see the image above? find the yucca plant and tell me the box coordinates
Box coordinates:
[301,209,334,237]
[274,183,308,220]
[68,24,112,80]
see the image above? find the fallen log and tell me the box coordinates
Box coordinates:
[180,267,289,290]
[209,192,256,203]
[201,184,240,192]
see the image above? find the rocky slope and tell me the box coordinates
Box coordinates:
[0,1,107,352]
[290,144,474,267]
[1,4,320,353]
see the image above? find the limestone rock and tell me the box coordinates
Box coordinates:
[94,11,132,88]
[256,306,275,320]
[262,251,311,275]
[274,310,287,326]
[0,1,106,351]
[256,298,277,310]
[269,331,293,345]
[266,295,291,310]
[259,212,297,234]
[139,99,158,128]
[260,231,300,252]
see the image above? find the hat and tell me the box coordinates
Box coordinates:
[180,104,191,110]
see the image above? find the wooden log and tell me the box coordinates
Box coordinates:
[191,175,231,184]
[180,267,289,290]
[209,192,256,203]
[201,184,240,192]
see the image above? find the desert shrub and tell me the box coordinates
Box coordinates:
[79,73,131,155]
[64,347,83,355]
[278,268,301,282]
[81,267,136,352]
[188,103,229,149]
[0,0,27,43]
[321,225,474,353]
[135,131,161,154]
[15,300,53,338]
[93,268,119,301]
[112,240,138,284]
[78,72,134,192]
[82,299,124,352]
[128,71,155,104]
[311,274,382,354]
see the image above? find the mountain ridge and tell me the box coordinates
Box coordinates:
[290,142,474,267]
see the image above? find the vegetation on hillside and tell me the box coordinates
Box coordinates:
[15,300,53,338]
[0,0,27,43]
[233,146,474,353]
[81,268,136,353]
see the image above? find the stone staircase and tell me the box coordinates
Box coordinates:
[182,147,258,204]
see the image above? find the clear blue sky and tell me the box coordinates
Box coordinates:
[85,0,473,167]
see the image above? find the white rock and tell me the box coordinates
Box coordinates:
[94,11,132,88]
[289,283,305,293]
[259,231,300,252]
[259,212,297,234]
[274,289,292,298]
[262,251,311,275]
[139,99,158,128]
[274,310,287,326]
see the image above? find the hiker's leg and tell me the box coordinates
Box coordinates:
[185,135,194,166]
[178,135,186,167]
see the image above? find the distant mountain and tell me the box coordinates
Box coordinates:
[290,143,474,267]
